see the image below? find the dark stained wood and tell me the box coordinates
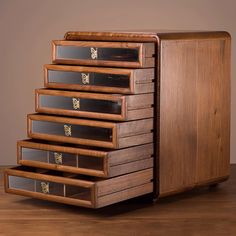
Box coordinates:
[1,165,236,235]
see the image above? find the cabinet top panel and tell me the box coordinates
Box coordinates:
[64,30,230,42]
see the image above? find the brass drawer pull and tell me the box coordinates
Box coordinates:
[54,152,63,165]
[41,182,49,194]
[90,47,98,60]
[81,73,90,84]
[64,124,72,137]
[72,98,80,110]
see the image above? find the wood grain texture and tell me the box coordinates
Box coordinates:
[158,33,231,197]
[64,30,230,42]
[196,38,231,184]
[1,165,236,236]
[63,30,231,198]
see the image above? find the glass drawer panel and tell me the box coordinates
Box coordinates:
[22,148,48,162]
[9,176,35,191]
[56,46,139,62]
[40,95,122,114]
[35,180,64,196]
[48,151,77,167]
[32,120,112,142]
[48,70,130,88]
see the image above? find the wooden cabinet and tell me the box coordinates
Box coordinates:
[4,30,231,208]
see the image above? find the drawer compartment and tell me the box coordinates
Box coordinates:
[44,65,154,94]
[17,140,154,177]
[52,41,155,68]
[36,89,154,121]
[27,114,153,148]
[4,166,153,208]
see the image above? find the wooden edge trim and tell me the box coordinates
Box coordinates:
[52,41,56,62]
[28,113,117,128]
[16,141,21,164]
[5,168,94,188]
[44,65,48,87]
[6,188,93,208]
[19,160,107,178]
[52,59,142,69]
[17,140,108,157]
[36,88,124,100]
[44,64,133,74]
[52,40,144,48]
[28,133,116,149]
[35,89,39,111]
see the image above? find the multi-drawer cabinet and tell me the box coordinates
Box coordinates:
[5,30,231,208]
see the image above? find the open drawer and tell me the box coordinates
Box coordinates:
[52,41,155,68]
[35,89,154,121]
[4,166,153,208]
[44,65,154,94]
[17,139,153,178]
[27,114,153,149]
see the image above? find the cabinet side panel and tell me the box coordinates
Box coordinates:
[159,35,231,197]
[196,38,231,183]
[159,40,198,196]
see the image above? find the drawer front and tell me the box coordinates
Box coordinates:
[44,65,154,94]
[5,166,95,208]
[27,114,153,149]
[52,41,155,68]
[17,140,154,177]
[5,166,153,208]
[35,89,154,121]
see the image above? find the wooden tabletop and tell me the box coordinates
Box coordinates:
[1,165,236,236]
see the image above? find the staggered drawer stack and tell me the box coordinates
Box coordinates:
[5,31,231,208]
[5,34,156,208]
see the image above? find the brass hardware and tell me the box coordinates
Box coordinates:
[90,47,98,60]
[64,125,72,137]
[81,73,90,84]
[72,98,80,110]
[54,152,63,165]
[41,182,49,194]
